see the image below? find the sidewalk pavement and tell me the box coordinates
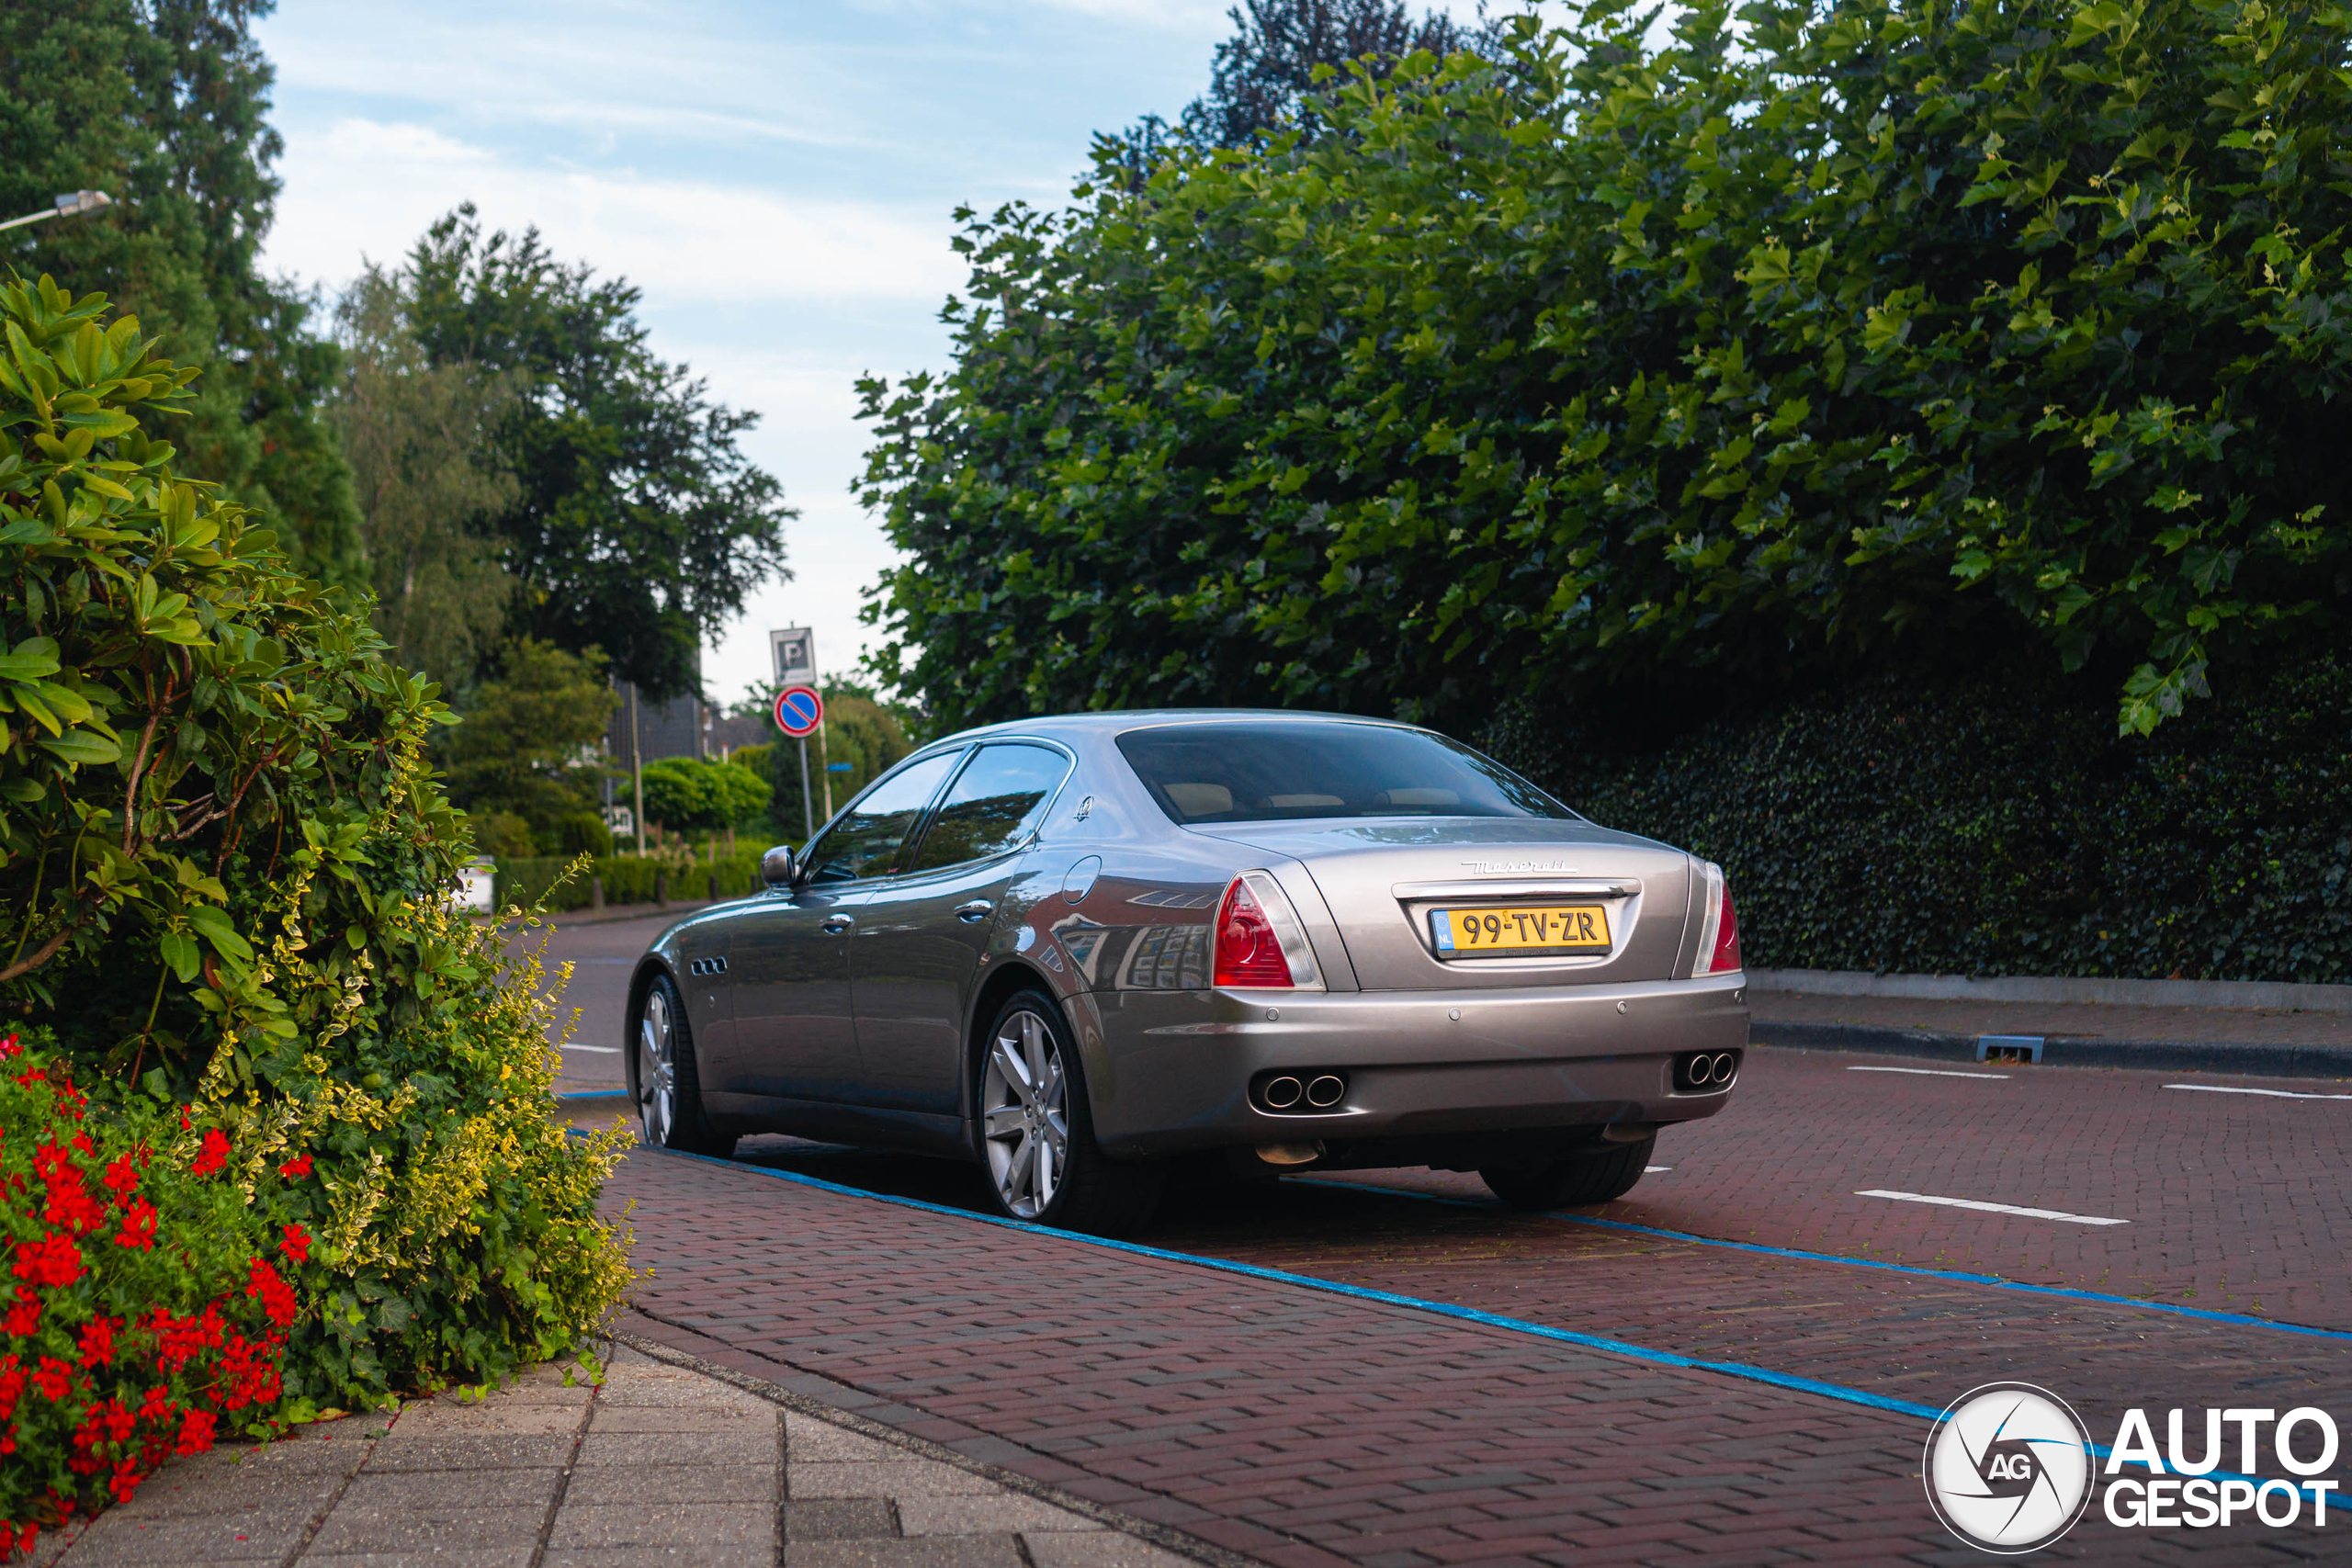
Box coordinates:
[38,1336,1203,1568]
[1748,985,2351,1077]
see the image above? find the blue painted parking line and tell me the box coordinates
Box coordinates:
[1297,1177,2352,1344]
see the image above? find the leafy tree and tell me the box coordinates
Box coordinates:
[438,639,617,852]
[403,206,795,700]
[639,757,768,836]
[1182,0,1470,144]
[332,264,520,692]
[860,1,2352,738]
[0,0,362,584]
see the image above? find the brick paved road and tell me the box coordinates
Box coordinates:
[548,915,2352,1562]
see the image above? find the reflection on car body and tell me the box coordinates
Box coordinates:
[628,711,1747,1235]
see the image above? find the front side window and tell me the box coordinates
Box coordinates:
[803,750,965,883]
[905,743,1070,873]
[1116,721,1575,825]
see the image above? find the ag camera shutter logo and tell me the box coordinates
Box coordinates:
[1923,1382,2095,1553]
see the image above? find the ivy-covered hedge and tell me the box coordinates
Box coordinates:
[1483,653,2352,983]
[493,850,767,915]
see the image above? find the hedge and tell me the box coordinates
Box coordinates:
[493,850,768,915]
[1481,653,2352,984]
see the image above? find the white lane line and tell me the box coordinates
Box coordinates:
[1645,1165,1673,1172]
[1848,1066,2010,1080]
[2166,1083,2352,1102]
[1855,1189,2129,1225]
[561,1044,622,1054]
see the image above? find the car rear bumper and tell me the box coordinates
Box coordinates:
[1075,973,1749,1158]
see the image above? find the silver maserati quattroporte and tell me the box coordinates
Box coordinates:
[627,711,1747,1234]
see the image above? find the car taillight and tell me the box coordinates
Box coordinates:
[1214,872,1324,989]
[1693,861,1744,976]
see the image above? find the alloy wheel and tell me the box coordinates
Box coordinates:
[637,987,677,1146]
[981,1009,1069,1218]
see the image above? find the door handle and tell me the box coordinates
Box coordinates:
[820,914,854,935]
[954,899,993,923]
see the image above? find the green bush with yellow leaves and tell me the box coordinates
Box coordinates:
[0,275,632,1414]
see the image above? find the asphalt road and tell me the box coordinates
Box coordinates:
[535,909,2352,1562]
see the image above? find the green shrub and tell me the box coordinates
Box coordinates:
[0,276,631,1418]
[639,757,769,835]
[0,1031,290,1553]
[860,1,2352,739]
[548,812,613,858]
[493,850,766,913]
[1482,653,2352,984]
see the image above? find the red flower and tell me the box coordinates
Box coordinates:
[190,1128,230,1178]
[0,1032,17,1057]
[174,1408,215,1457]
[13,1232,83,1289]
[0,1357,24,1418]
[69,1132,94,1156]
[113,1198,159,1252]
[279,1224,311,1265]
[77,1316,119,1370]
[101,1156,141,1198]
[3,1288,38,1337]
[244,1257,298,1329]
[109,1461,141,1503]
[277,1153,312,1179]
[136,1385,171,1424]
[29,1357,71,1403]
[177,1106,192,1132]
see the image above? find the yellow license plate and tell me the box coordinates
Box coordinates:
[1430,905,1611,956]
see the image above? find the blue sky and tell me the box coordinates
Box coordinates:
[255,0,1482,706]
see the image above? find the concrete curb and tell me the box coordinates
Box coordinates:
[1751,1019,2352,1080]
[1751,966,2352,1013]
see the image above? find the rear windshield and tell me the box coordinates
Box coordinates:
[1116,721,1575,825]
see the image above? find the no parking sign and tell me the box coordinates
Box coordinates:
[773,684,823,738]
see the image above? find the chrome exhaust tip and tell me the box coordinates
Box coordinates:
[1305,1074,1346,1108]
[1255,1141,1324,1167]
[1261,1074,1304,1110]
[1711,1052,1736,1082]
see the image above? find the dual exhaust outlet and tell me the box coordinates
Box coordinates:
[1253,1070,1348,1114]
[1674,1050,1741,1091]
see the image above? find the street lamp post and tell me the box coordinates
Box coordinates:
[0,191,115,234]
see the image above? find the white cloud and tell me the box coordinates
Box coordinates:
[266,118,967,307]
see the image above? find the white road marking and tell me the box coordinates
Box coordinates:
[562,1044,623,1054]
[1645,1165,1673,1172]
[2166,1083,2352,1101]
[1855,1189,2129,1225]
[1847,1066,2010,1080]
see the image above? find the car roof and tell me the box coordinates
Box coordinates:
[937,709,1422,746]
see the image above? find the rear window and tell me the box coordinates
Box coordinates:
[1116,721,1575,825]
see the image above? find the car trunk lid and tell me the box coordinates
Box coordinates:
[1187,818,1695,990]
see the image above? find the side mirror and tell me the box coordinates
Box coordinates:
[760,844,799,888]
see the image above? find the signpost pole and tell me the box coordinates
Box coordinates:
[797,737,813,840]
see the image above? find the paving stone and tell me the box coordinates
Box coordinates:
[562,1462,776,1506]
[391,1398,586,1435]
[574,1429,780,1468]
[590,1402,775,1433]
[548,1500,775,1548]
[785,1536,1027,1568]
[52,1509,302,1562]
[303,1555,537,1567]
[542,1550,775,1568]
[363,1434,581,1471]
[305,1505,550,1556]
[1019,1532,1204,1568]
[895,1495,1104,1535]
[339,1468,564,1510]
[789,1462,1003,1499]
[787,1415,912,1463]
[785,1498,900,1540]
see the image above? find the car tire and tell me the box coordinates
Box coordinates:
[634,973,736,1157]
[976,989,1163,1236]
[1479,1136,1654,1210]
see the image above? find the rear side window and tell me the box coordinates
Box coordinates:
[905,743,1071,872]
[1116,722,1573,825]
[805,750,965,882]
